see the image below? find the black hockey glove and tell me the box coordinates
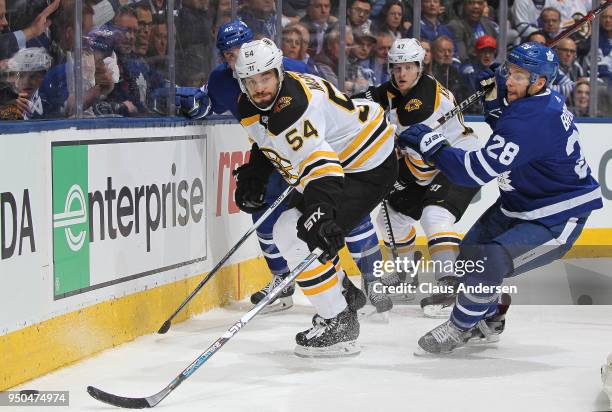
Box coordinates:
[233,163,268,214]
[297,204,345,264]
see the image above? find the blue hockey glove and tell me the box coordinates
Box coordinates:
[397,124,448,165]
[176,86,211,119]
[296,203,345,264]
[478,63,506,120]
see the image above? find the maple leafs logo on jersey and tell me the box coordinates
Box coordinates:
[273,96,292,113]
[497,171,515,192]
[546,50,554,61]
[404,98,423,112]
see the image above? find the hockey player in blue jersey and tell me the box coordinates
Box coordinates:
[398,41,603,354]
[177,20,386,314]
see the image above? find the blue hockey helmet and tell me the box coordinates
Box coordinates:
[84,24,123,56]
[503,42,559,87]
[216,19,254,52]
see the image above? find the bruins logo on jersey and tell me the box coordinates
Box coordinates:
[404,98,423,112]
[259,147,298,182]
[273,96,292,113]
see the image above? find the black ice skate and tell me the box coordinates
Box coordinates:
[415,319,473,355]
[420,275,460,318]
[342,275,367,312]
[366,281,393,313]
[251,273,294,314]
[295,307,360,358]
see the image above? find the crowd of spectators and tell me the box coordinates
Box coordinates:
[0,0,611,120]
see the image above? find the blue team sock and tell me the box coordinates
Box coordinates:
[256,230,290,275]
[345,217,382,283]
[450,243,511,330]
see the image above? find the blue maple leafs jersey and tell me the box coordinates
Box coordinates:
[433,89,603,226]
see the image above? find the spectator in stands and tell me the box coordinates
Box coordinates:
[301,0,337,56]
[281,25,304,60]
[107,6,164,115]
[0,47,52,119]
[511,0,546,40]
[526,30,547,44]
[347,29,376,93]
[432,35,471,101]
[546,0,588,27]
[350,28,377,67]
[540,7,562,42]
[176,0,213,86]
[148,20,170,72]
[239,0,277,39]
[409,0,455,47]
[371,0,408,41]
[555,38,584,81]
[460,34,495,91]
[135,3,153,58]
[421,38,433,74]
[447,0,497,62]
[367,30,393,84]
[569,79,589,116]
[37,0,96,118]
[147,0,180,19]
[347,0,372,34]
[0,0,59,60]
[314,25,354,88]
[597,6,612,81]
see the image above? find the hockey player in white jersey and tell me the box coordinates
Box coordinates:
[234,38,398,356]
[399,42,603,354]
[353,38,481,317]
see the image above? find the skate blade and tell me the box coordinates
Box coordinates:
[388,293,415,303]
[259,297,293,315]
[413,346,453,357]
[294,341,361,358]
[358,308,390,323]
[466,335,500,345]
[422,305,453,319]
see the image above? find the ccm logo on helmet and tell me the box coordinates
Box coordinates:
[304,207,325,231]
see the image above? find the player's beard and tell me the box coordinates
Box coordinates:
[252,92,275,110]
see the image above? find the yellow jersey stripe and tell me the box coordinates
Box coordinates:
[298,150,339,175]
[338,108,384,161]
[429,244,460,254]
[299,165,344,188]
[240,114,260,127]
[302,275,339,296]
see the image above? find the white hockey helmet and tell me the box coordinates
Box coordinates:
[235,38,284,111]
[387,38,426,89]
[7,47,52,73]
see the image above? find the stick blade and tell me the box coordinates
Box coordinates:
[157,320,171,334]
[87,386,152,409]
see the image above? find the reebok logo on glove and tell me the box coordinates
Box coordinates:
[304,207,325,231]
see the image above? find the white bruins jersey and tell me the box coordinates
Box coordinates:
[237,71,395,192]
[379,75,479,186]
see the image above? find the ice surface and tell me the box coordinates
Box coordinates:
[15,289,612,412]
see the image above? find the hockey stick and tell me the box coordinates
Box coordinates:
[546,0,611,47]
[88,248,323,409]
[157,185,293,334]
[380,199,399,261]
